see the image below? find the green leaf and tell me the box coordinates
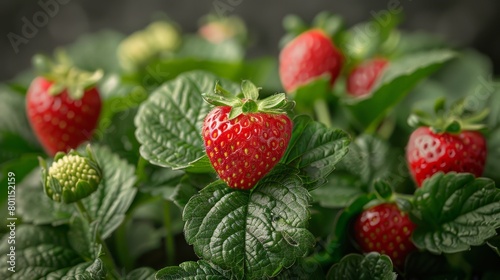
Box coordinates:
[311,174,365,208]
[171,173,215,208]
[0,86,41,163]
[293,76,331,115]
[312,134,406,208]
[97,75,148,145]
[17,168,73,225]
[138,57,280,92]
[156,260,229,279]
[393,32,447,56]
[317,193,377,263]
[139,167,185,201]
[20,145,136,239]
[326,252,396,280]
[125,267,156,280]
[98,107,142,164]
[183,165,315,279]
[81,145,137,239]
[274,258,325,279]
[487,236,500,257]
[135,71,239,169]
[374,180,393,200]
[484,128,500,184]
[345,49,456,130]
[66,30,125,74]
[396,50,493,134]
[282,115,351,189]
[404,252,464,280]
[0,225,83,279]
[411,173,500,254]
[68,215,99,260]
[0,154,41,206]
[45,258,107,280]
[185,155,215,174]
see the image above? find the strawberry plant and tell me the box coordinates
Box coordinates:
[2,10,500,280]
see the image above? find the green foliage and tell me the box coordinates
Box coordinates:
[3,9,500,280]
[135,71,239,170]
[183,165,314,279]
[327,253,396,280]
[0,225,106,279]
[411,173,500,254]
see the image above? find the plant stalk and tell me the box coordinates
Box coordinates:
[314,99,333,128]
[164,200,176,266]
[75,201,121,279]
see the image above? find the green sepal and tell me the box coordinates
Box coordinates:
[374,180,393,201]
[33,51,103,100]
[311,11,344,38]
[241,80,260,100]
[433,97,446,115]
[202,80,294,120]
[408,98,489,134]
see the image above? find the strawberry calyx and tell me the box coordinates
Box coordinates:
[202,80,295,120]
[407,98,489,134]
[33,51,103,100]
[362,180,415,215]
[280,12,343,48]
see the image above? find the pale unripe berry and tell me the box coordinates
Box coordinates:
[40,146,101,203]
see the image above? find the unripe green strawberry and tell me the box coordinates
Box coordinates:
[40,145,101,203]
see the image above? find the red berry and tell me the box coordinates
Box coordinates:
[406,127,487,187]
[26,77,102,156]
[347,58,388,97]
[279,29,343,92]
[353,203,416,268]
[202,106,292,190]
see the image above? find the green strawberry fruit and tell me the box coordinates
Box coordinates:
[40,145,101,203]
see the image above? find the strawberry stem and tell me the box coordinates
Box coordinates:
[32,52,103,100]
[313,99,332,128]
[75,201,121,279]
[242,100,258,113]
[164,201,176,266]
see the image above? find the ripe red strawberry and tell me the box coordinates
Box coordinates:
[202,81,293,190]
[406,127,486,187]
[26,54,102,156]
[347,57,388,97]
[353,203,417,268]
[406,100,488,187]
[279,29,343,92]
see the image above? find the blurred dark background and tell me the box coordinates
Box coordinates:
[1,0,499,81]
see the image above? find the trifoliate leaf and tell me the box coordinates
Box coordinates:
[411,173,500,254]
[183,165,315,279]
